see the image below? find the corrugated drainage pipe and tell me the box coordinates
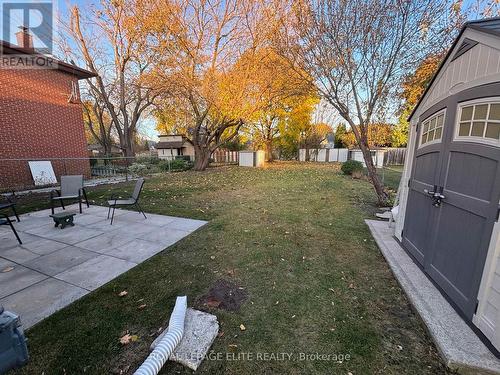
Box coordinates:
[134,296,187,375]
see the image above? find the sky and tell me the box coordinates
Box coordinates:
[1,0,494,140]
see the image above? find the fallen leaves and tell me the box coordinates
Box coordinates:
[118,290,128,297]
[119,333,138,345]
[138,304,147,310]
[239,324,246,331]
[1,266,14,273]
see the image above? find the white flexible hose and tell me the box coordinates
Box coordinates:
[134,296,187,375]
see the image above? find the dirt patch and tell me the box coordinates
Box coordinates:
[197,279,248,312]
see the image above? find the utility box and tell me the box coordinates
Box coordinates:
[239,151,265,167]
[0,306,29,373]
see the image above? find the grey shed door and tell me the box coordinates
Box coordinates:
[403,84,500,319]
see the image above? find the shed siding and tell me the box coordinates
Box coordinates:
[417,29,500,118]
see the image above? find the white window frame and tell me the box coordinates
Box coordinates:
[418,109,446,149]
[454,97,500,147]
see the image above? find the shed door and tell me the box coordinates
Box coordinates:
[403,88,500,319]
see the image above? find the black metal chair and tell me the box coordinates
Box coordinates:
[0,192,19,223]
[0,213,21,244]
[50,175,89,214]
[107,178,147,225]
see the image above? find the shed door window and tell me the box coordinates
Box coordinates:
[420,111,445,147]
[456,101,500,145]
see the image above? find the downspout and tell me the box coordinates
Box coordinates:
[134,296,187,375]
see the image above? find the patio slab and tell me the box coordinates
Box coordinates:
[54,255,136,291]
[0,278,87,328]
[366,219,500,375]
[0,205,207,328]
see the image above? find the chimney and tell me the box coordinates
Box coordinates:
[15,26,34,51]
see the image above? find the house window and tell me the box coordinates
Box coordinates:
[420,111,445,147]
[456,99,500,145]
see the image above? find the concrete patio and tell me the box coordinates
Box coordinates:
[0,204,206,328]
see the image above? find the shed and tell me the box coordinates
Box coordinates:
[393,18,500,351]
[239,151,265,167]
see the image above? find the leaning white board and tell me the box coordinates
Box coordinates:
[28,161,57,186]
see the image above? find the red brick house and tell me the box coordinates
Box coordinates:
[0,29,96,191]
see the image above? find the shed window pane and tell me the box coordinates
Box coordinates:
[429,118,436,130]
[485,122,500,140]
[428,129,435,141]
[460,106,473,121]
[436,114,444,127]
[489,104,500,121]
[473,104,488,119]
[423,122,429,133]
[471,121,485,137]
[434,127,442,139]
[459,122,470,136]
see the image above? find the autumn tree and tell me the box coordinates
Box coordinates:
[341,123,393,149]
[82,90,115,157]
[274,0,455,204]
[140,0,271,170]
[334,123,347,148]
[394,53,444,147]
[244,48,315,161]
[67,1,159,157]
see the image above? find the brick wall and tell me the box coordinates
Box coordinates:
[0,68,90,190]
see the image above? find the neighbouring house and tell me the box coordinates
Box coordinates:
[0,27,96,190]
[394,18,500,351]
[156,134,194,160]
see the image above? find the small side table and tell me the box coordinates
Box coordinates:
[50,211,77,229]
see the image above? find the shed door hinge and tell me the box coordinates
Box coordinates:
[475,300,479,314]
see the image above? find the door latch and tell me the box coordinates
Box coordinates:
[423,186,445,207]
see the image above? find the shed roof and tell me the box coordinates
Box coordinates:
[408,17,500,121]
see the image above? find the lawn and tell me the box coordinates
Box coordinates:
[12,162,445,374]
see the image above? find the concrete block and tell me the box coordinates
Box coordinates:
[151,308,219,371]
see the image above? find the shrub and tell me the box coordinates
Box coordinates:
[341,160,363,176]
[128,163,149,175]
[158,159,194,172]
[135,156,160,165]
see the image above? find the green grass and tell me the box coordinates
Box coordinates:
[12,162,446,374]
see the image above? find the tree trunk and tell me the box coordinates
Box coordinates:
[265,140,274,162]
[358,141,388,206]
[194,145,211,171]
[305,147,310,162]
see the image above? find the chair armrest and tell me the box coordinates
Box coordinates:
[50,189,61,199]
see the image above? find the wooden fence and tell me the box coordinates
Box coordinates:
[383,148,406,165]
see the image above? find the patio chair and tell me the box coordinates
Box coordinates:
[50,175,89,215]
[0,212,21,244]
[107,178,147,225]
[0,192,19,222]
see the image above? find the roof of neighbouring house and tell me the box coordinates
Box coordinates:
[156,135,193,149]
[1,40,97,79]
[408,17,500,121]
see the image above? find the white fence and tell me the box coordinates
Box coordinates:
[299,147,406,167]
[299,148,348,162]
